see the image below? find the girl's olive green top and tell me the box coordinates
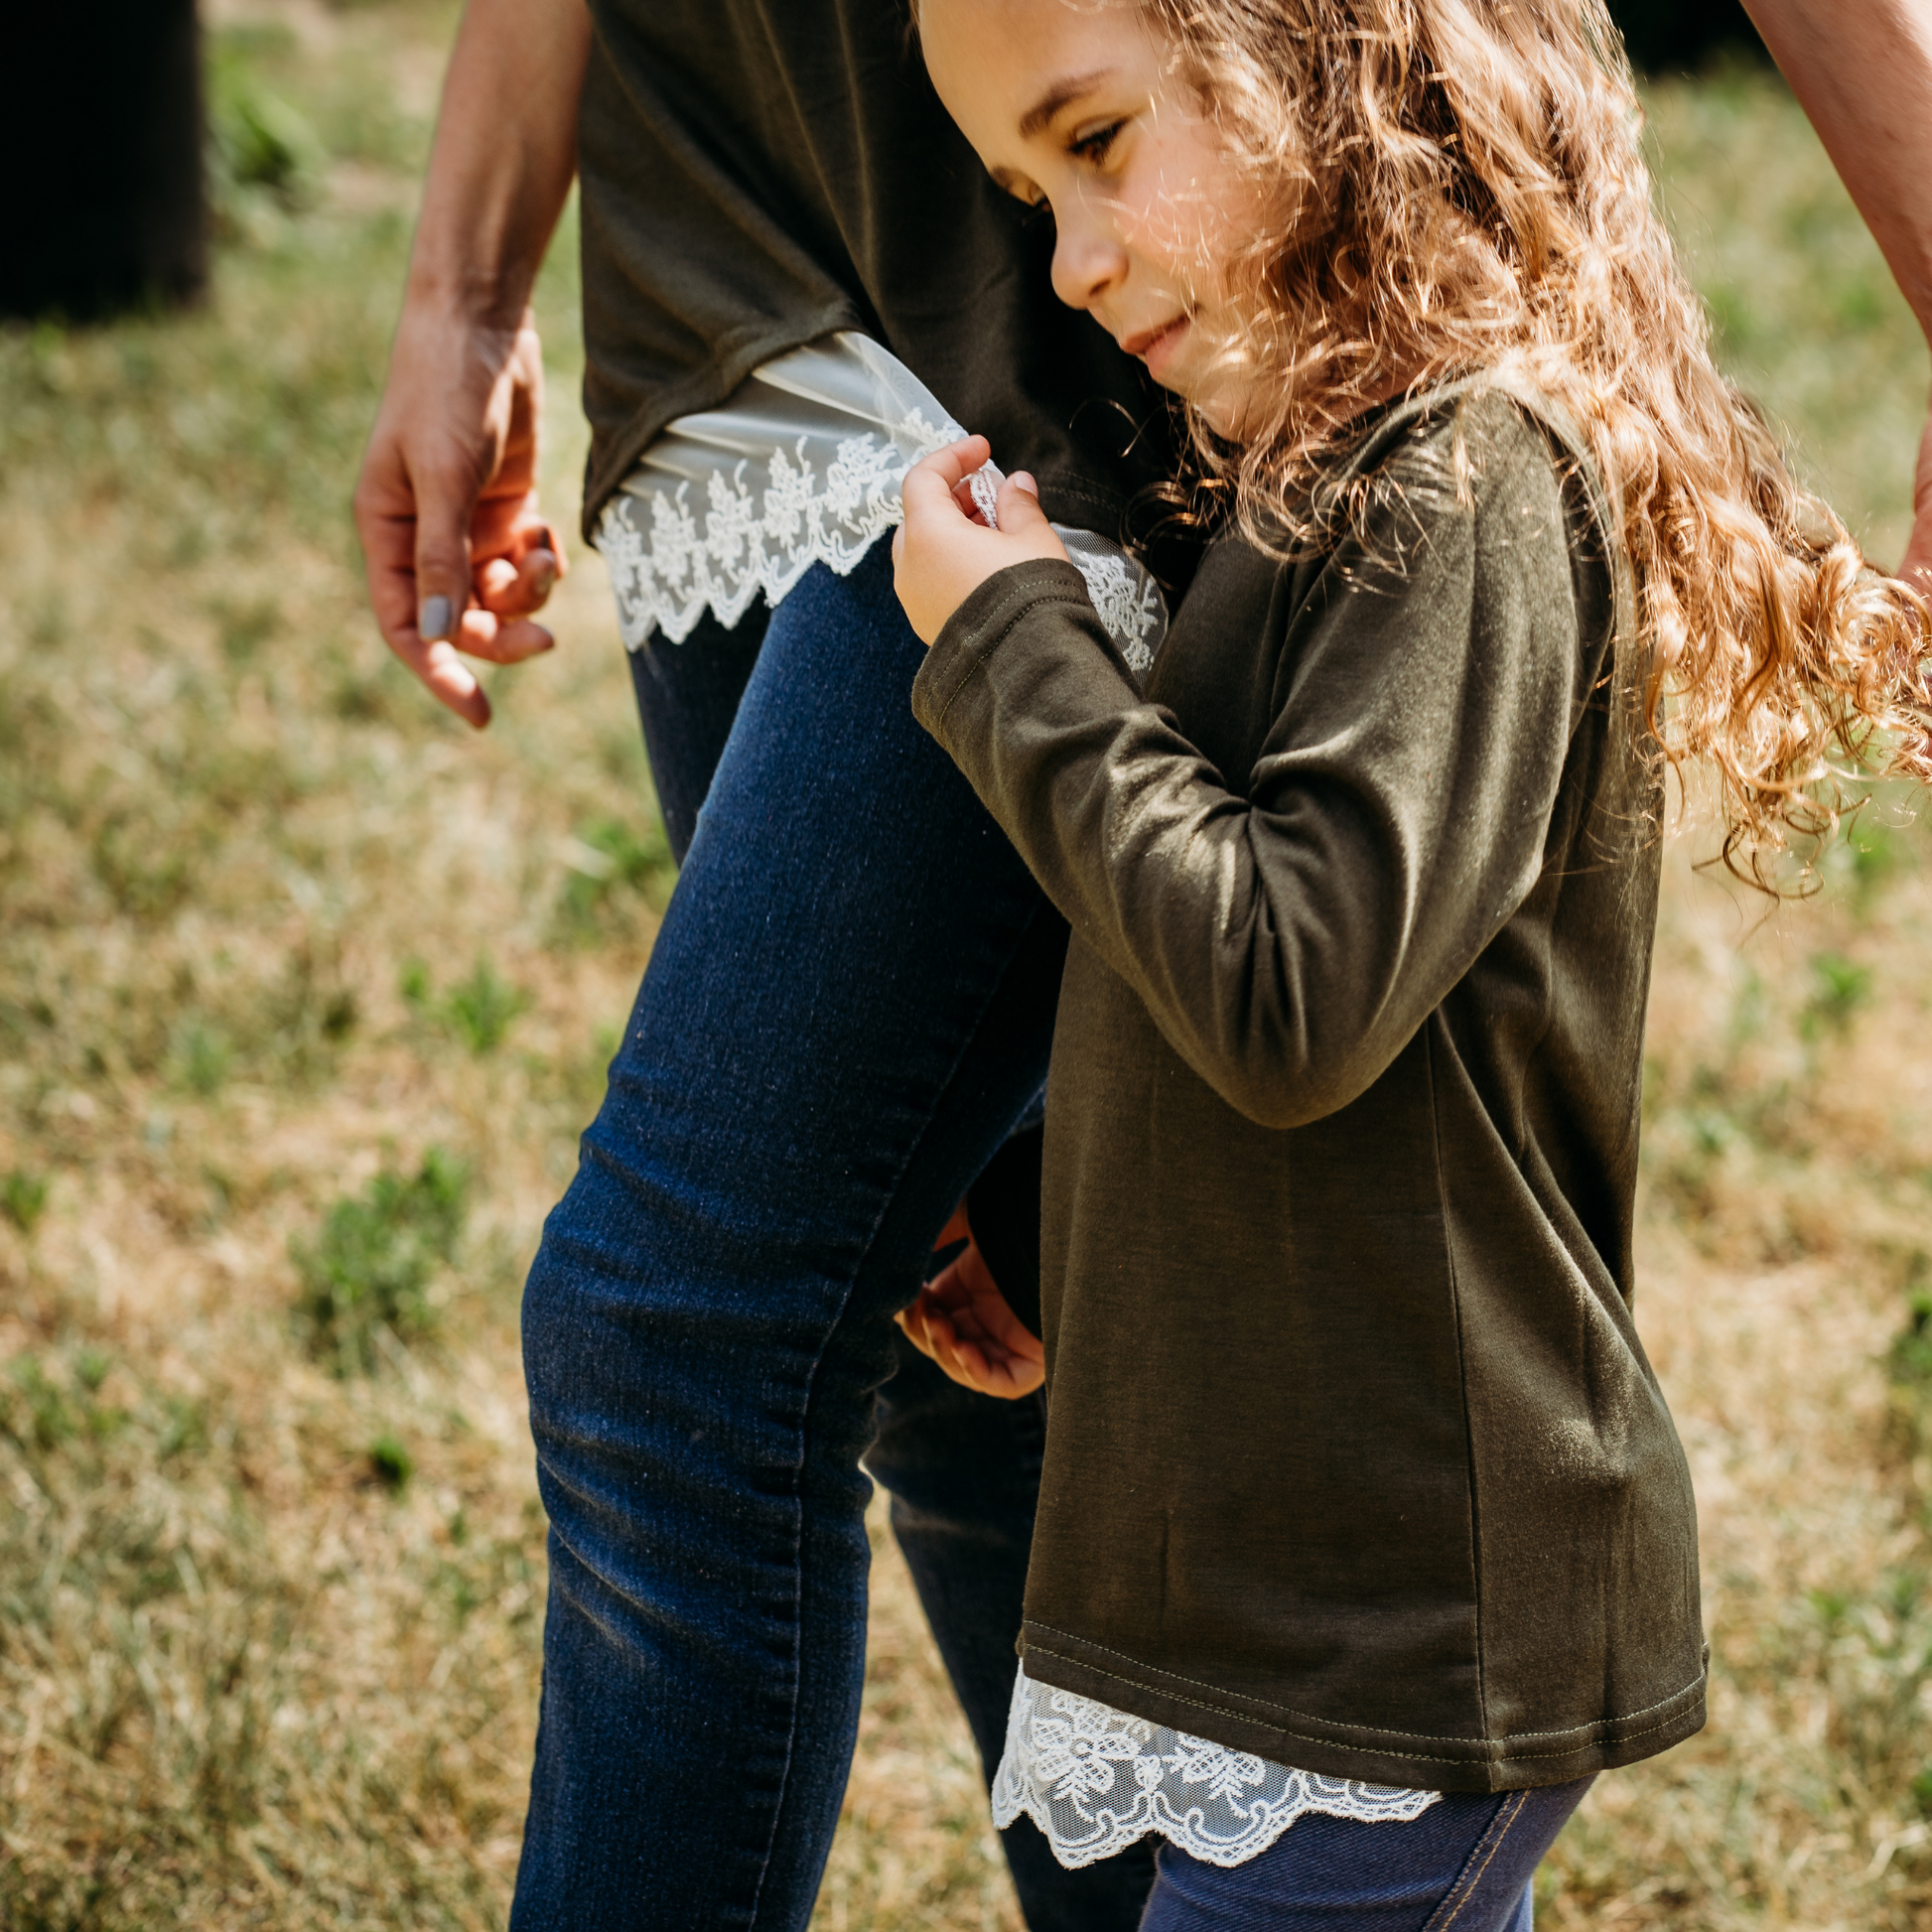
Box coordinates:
[911,382,1706,1794]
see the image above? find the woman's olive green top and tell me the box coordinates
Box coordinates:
[576,0,1173,539]
[910,383,1706,1794]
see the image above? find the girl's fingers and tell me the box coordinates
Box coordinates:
[933,1200,971,1250]
[917,435,994,487]
[998,1318,1046,1365]
[894,1303,928,1356]
[900,437,993,522]
[995,471,1049,537]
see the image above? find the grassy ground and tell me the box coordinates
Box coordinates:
[1,7,1929,1926]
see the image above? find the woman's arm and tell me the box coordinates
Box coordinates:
[352,0,593,728]
[1741,0,1932,590]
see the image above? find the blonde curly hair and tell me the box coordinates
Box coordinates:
[1127,0,1930,883]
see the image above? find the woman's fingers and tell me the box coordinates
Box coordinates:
[478,518,567,617]
[353,438,493,729]
[446,607,552,665]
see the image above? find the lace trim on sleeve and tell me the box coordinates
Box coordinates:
[991,1668,1441,1870]
[595,332,1168,677]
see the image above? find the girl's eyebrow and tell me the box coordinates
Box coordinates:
[1019,69,1117,139]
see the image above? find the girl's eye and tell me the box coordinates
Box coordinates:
[1069,120,1125,167]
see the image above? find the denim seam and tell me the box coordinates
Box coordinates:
[1426,1789,1528,1931]
[1022,1629,1704,1761]
[748,900,1053,1926]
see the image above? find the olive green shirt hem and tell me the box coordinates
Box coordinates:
[1018,1626,1708,1794]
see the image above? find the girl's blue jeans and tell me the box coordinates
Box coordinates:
[509,543,1155,1932]
[1139,1777,1592,1930]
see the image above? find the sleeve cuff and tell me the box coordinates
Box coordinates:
[911,558,1097,748]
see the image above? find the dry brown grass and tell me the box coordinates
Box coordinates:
[1,10,1929,1927]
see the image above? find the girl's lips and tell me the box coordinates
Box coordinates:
[1123,316,1189,381]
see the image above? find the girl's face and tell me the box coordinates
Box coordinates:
[919,0,1266,437]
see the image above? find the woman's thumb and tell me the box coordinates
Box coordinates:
[413,477,477,645]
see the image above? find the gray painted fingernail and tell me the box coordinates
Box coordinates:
[419,594,454,641]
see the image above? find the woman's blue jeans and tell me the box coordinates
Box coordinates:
[511,544,1154,1931]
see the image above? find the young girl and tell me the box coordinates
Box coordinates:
[890,0,1931,1926]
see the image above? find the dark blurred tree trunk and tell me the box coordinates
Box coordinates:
[1611,0,1766,74]
[5,0,208,321]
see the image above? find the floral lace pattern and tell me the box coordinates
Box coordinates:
[596,333,1168,675]
[992,1670,1440,1870]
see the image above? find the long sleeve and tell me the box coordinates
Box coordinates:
[911,405,1597,1131]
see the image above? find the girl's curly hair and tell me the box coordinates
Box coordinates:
[1143,0,1930,884]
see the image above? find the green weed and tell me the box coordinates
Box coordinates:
[169,1018,234,1096]
[291,1150,468,1375]
[443,956,528,1055]
[207,31,327,214]
[1803,951,1873,1038]
[556,814,675,938]
[367,1433,414,1490]
[398,956,432,1009]
[2,1167,49,1233]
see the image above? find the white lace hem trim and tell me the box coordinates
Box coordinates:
[991,1668,1441,1870]
[595,332,1168,677]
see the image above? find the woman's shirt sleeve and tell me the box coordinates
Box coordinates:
[909,415,1598,1130]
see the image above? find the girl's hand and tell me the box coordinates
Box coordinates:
[892,436,1071,645]
[897,1202,1046,1399]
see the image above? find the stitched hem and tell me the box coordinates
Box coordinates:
[1019,1628,1707,1789]
[911,559,1096,742]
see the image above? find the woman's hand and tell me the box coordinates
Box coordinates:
[355,305,566,729]
[892,436,1071,645]
[897,1201,1046,1399]
[350,0,590,728]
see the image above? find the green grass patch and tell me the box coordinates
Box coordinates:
[2,1167,49,1233]
[292,1149,468,1375]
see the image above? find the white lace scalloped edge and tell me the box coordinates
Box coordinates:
[991,1670,1441,1870]
[594,330,1167,676]
[597,463,1165,677]
[598,432,911,646]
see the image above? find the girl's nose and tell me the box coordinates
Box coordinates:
[1050,218,1128,314]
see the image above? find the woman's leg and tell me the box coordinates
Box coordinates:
[1136,1777,1592,1932]
[623,605,768,865]
[513,545,1143,1931]
[618,595,1155,1930]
